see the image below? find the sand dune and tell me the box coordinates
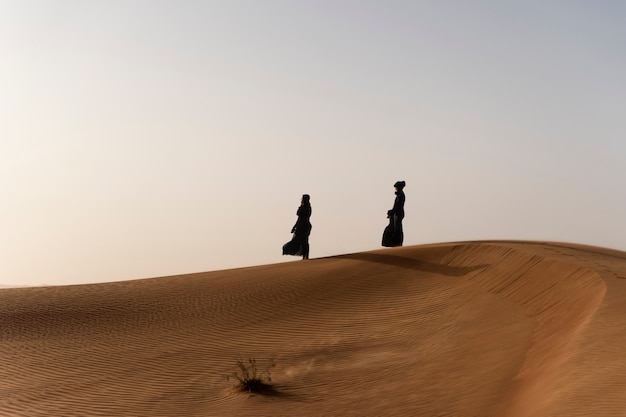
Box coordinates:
[2,241,626,416]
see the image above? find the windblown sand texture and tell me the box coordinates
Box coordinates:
[2,241,626,416]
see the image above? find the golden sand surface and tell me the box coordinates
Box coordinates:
[1,241,626,416]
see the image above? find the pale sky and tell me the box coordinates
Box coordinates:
[1,1,625,286]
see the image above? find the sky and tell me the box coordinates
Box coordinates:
[1,1,625,287]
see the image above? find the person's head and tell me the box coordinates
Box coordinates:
[394,180,406,190]
[387,209,394,218]
[301,194,310,204]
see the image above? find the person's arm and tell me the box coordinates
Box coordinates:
[393,193,405,213]
[292,207,301,233]
[391,196,399,214]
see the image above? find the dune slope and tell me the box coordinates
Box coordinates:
[1,241,626,416]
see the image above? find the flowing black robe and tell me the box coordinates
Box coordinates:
[387,189,405,246]
[382,210,395,247]
[282,203,312,257]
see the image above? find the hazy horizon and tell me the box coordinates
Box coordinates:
[2,1,625,286]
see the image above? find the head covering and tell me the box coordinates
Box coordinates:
[394,181,406,189]
[302,194,310,203]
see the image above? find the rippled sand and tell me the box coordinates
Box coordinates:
[2,241,626,416]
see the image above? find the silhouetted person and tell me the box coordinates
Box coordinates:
[382,209,395,247]
[282,194,312,259]
[386,181,405,247]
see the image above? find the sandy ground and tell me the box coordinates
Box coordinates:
[1,241,626,417]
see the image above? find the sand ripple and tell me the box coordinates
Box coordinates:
[2,241,625,416]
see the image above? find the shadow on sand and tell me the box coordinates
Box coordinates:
[239,384,307,402]
[339,252,488,277]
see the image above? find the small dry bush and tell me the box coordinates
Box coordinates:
[227,358,276,394]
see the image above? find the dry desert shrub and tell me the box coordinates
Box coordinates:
[227,357,276,395]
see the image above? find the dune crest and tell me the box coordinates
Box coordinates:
[1,241,625,416]
[441,243,606,416]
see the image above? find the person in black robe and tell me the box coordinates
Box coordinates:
[386,181,405,247]
[282,194,312,259]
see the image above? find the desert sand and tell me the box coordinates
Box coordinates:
[2,241,626,416]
